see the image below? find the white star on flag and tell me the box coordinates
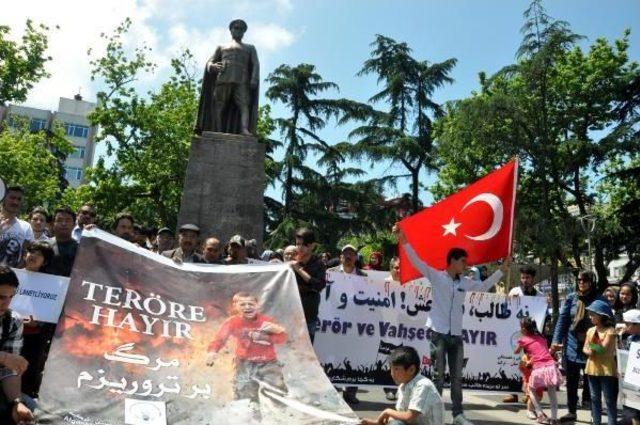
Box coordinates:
[442,218,461,236]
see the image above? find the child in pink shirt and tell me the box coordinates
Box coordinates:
[515,317,563,424]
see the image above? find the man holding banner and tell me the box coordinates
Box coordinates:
[394,160,518,425]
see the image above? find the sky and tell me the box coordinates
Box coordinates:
[5,0,640,205]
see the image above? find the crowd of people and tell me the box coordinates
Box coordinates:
[1,184,640,424]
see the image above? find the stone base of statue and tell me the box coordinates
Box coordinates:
[178,131,265,248]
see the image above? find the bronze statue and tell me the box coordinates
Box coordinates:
[195,19,259,136]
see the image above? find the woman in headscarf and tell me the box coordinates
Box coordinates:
[364,251,384,271]
[603,286,622,319]
[550,270,603,422]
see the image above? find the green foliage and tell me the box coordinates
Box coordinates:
[433,1,640,285]
[265,64,391,250]
[0,123,72,213]
[0,20,52,105]
[345,34,457,212]
[339,230,397,269]
[66,20,197,229]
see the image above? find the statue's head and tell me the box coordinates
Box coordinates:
[229,19,248,40]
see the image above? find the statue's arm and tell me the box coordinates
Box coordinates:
[207,46,223,72]
[250,45,259,87]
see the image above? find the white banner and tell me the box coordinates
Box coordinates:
[10,268,70,323]
[313,270,548,391]
[619,347,640,410]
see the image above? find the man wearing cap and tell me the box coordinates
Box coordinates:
[329,245,367,278]
[162,224,204,263]
[225,235,248,265]
[327,244,366,405]
[155,228,175,254]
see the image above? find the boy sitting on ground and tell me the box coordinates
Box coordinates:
[361,346,443,425]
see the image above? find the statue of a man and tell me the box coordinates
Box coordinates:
[195,19,259,136]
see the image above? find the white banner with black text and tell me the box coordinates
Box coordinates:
[313,270,548,391]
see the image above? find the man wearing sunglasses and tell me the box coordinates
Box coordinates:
[72,204,97,242]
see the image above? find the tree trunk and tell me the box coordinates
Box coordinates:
[550,251,560,326]
[411,169,420,213]
[571,234,583,269]
[593,242,609,292]
[618,254,640,285]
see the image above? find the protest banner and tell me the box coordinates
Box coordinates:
[11,268,70,323]
[313,270,547,391]
[36,229,359,425]
[618,348,640,411]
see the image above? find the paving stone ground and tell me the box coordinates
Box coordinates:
[353,388,597,424]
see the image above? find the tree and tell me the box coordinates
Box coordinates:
[346,35,456,213]
[0,20,52,106]
[0,122,72,212]
[433,0,640,307]
[264,63,390,249]
[64,19,195,228]
[266,64,362,214]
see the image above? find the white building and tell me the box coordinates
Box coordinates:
[608,254,639,283]
[1,95,97,188]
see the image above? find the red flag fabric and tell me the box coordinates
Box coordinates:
[399,159,518,283]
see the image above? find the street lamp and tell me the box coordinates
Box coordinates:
[578,214,596,271]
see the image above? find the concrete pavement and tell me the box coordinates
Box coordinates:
[352,388,596,424]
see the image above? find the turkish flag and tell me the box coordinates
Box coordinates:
[399,159,518,283]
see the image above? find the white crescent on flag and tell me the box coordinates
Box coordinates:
[461,193,504,241]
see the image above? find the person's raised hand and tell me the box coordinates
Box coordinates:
[500,256,513,273]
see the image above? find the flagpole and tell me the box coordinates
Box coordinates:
[506,156,519,290]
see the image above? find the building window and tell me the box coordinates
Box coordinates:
[69,146,86,159]
[63,123,89,138]
[30,118,48,132]
[65,167,83,181]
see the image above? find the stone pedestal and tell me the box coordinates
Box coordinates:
[178,131,265,248]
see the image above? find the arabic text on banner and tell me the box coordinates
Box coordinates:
[313,270,548,391]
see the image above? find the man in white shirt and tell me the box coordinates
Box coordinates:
[504,266,545,405]
[72,204,97,242]
[394,226,510,425]
[0,187,33,267]
[328,244,366,404]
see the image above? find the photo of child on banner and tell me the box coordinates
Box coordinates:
[206,292,288,402]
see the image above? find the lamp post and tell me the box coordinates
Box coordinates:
[579,214,597,271]
[0,176,5,203]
